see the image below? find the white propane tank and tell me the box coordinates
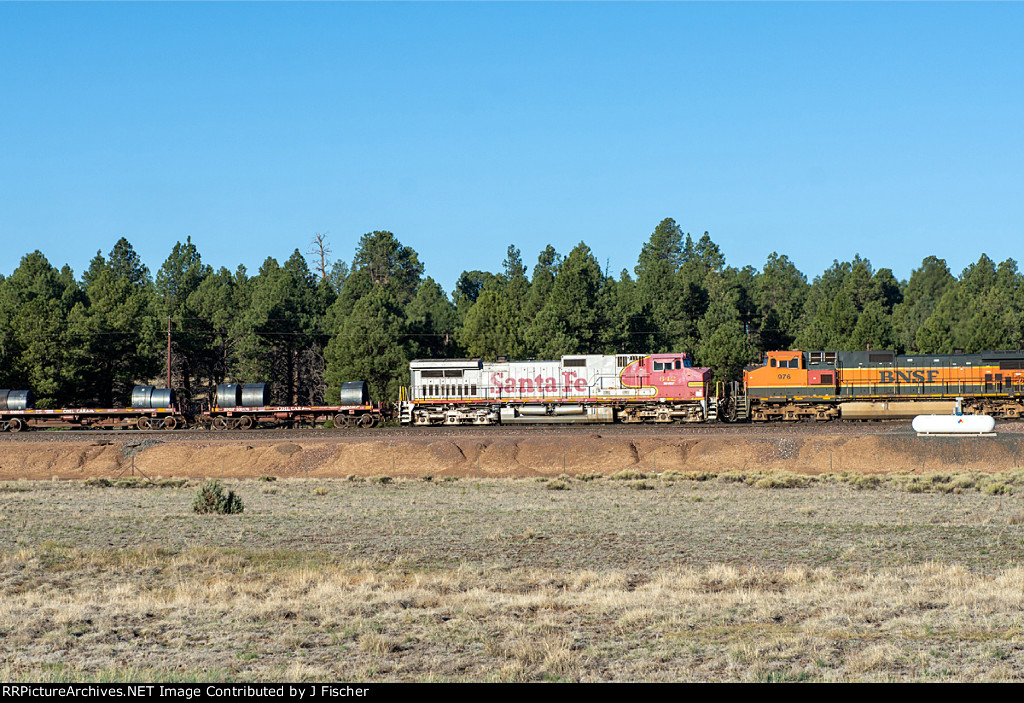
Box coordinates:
[912,414,996,436]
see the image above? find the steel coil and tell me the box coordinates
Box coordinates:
[339,381,370,406]
[216,383,242,408]
[0,390,32,411]
[150,388,175,408]
[131,386,154,409]
[241,383,268,407]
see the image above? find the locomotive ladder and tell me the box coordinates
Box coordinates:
[397,387,413,425]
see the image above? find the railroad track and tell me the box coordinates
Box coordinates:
[0,421,972,443]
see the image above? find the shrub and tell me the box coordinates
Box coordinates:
[850,475,881,491]
[84,478,112,488]
[576,473,602,482]
[629,480,655,491]
[754,473,811,490]
[981,481,1009,496]
[546,480,570,491]
[258,475,277,482]
[609,470,649,481]
[192,479,244,514]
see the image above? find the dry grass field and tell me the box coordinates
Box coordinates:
[2,471,1024,682]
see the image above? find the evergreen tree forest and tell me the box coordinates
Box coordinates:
[1,221,1022,407]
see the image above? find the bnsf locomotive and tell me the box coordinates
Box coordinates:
[739,349,1024,421]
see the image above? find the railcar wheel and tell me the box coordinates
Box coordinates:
[212,417,229,431]
[8,418,22,433]
[162,416,178,430]
[238,415,254,430]
[333,414,346,428]
[137,417,153,430]
[358,414,376,429]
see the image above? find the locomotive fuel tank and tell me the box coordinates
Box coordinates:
[499,406,614,423]
[841,401,957,419]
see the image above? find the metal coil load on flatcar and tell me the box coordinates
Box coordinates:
[0,390,33,411]
[131,386,175,409]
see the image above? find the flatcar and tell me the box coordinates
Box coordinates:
[0,386,186,431]
[201,381,386,429]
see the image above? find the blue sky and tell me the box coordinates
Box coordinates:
[1,3,1021,292]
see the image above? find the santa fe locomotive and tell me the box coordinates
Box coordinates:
[401,352,718,426]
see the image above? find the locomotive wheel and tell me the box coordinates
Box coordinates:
[212,417,229,431]
[137,416,153,430]
[238,415,254,430]
[8,418,22,433]
[358,414,376,429]
[162,416,178,430]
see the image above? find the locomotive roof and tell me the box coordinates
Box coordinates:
[410,359,483,369]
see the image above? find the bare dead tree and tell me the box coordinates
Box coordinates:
[307,232,332,280]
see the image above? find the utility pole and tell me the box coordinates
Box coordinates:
[166,316,172,389]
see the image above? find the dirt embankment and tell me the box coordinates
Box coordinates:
[0,432,1022,480]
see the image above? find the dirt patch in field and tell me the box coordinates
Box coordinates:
[1,431,1022,480]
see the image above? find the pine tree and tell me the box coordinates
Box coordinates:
[156,237,212,401]
[325,286,409,401]
[753,252,808,351]
[525,242,603,357]
[324,231,425,400]
[0,252,82,406]
[634,219,684,352]
[406,276,459,359]
[891,256,954,352]
[697,272,755,382]
[68,239,158,407]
